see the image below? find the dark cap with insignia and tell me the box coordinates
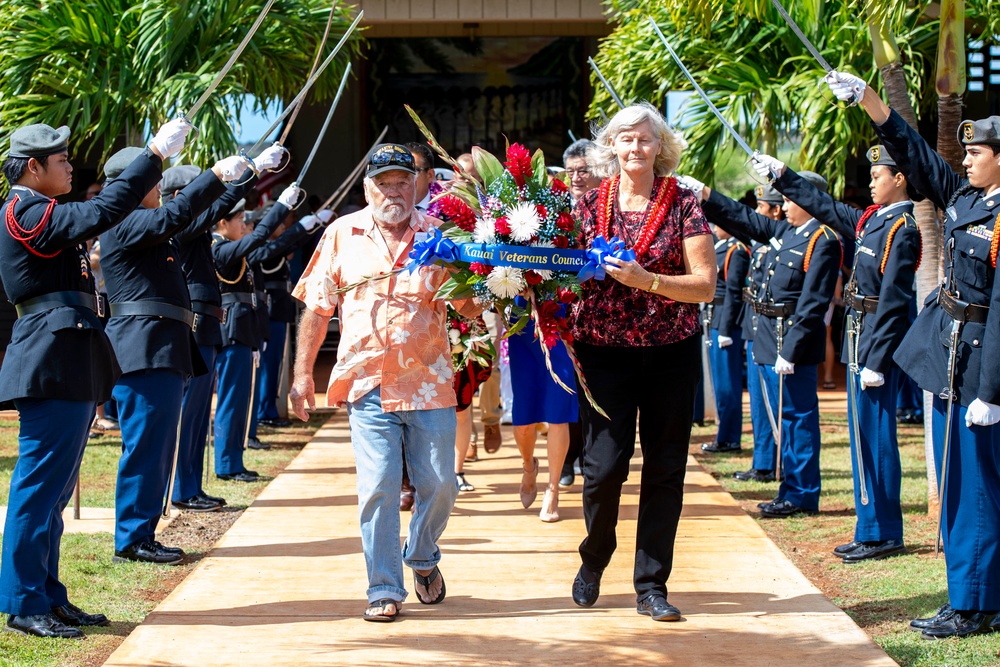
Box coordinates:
[8,124,71,159]
[866,145,896,167]
[754,183,784,205]
[228,199,246,217]
[798,170,828,193]
[161,165,202,194]
[366,143,416,178]
[958,117,1000,147]
[103,146,144,180]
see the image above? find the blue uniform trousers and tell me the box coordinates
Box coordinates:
[214,344,252,475]
[173,344,218,502]
[113,370,184,551]
[0,399,94,615]
[761,363,821,510]
[897,371,923,413]
[747,341,776,472]
[847,367,903,542]
[932,398,1000,612]
[256,320,287,423]
[709,329,744,444]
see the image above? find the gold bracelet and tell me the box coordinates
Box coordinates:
[649,273,660,292]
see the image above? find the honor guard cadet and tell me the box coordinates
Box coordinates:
[693,172,842,518]
[0,119,189,639]
[699,223,749,453]
[245,206,327,449]
[828,71,1000,638]
[99,146,249,566]
[212,184,299,481]
[752,149,920,563]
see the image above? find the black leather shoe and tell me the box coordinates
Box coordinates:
[113,541,184,565]
[217,471,259,482]
[842,539,905,563]
[572,565,602,608]
[199,492,227,506]
[247,437,271,450]
[759,499,812,518]
[637,594,681,621]
[833,540,863,556]
[172,495,223,512]
[51,603,109,627]
[922,610,994,639]
[910,604,955,631]
[733,469,775,482]
[5,613,84,638]
[259,418,293,428]
[758,497,780,510]
[558,472,574,489]
[151,540,184,555]
[700,441,741,453]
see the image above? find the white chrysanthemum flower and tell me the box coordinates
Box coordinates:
[506,202,541,242]
[473,217,496,244]
[528,238,554,280]
[448,329,461,344]
[485,266,525,300]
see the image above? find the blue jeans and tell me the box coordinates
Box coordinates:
[347,387,458,603]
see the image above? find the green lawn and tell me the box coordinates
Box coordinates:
[692,413,1000,667]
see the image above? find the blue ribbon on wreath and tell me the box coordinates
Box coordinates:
[407,227,460,273]
[577,235,636,282]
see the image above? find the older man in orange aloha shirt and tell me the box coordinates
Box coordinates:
[290,143,478,623]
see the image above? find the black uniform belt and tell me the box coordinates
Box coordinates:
[256,290,268,305]
[752,301,792,318]
[264,280,289,290]
[742,288,756,304]
[191,301,225,322]
[109,301,195,328]
[712,295,726,306]
[15,291,99,317]
[845,291,879,315]
[938,289,989,324]
[221,292,255,306]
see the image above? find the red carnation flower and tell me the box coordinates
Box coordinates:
[469,262,492,275]
[440,195,476,232]
[536,205,548,220]
[525,270,544,286]
[505,143,533,188]
[552,235,569,248]
[494,217,511,235]
[558,288,578,304]
[458,322,470,334]
[556,212,575,232]
[550,178,568,194]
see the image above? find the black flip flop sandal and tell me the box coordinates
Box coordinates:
[413,566,446,604]
[362,598,399,622]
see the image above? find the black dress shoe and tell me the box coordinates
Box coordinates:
[558,472,574,489]
[922,610,994,639]
[172,495,223,512]
[216,471,259,482]
[198,492,227,506]
[841,539,905,563]
[259,418,293,428]
[113,540,184,565]
[701,441,741,453]
[572,565,602,607]
[733,469,775,482]
[758,497,781,510]
[51,603,109,627]
[833,540,863,556]
[247,437,271,450]
[910,603,955,631]
[760,499,813,518]
[5,613,83,639]
[637,593,681,621]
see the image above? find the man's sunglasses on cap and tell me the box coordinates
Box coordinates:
[367,144,416,176]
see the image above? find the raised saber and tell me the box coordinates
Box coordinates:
[588,57,625,109]
[295,62,352,184]
[279,0,340,145]
[769,0,833,72]
[183,0,277,121]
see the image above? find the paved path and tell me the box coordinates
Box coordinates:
[103,409,892,667]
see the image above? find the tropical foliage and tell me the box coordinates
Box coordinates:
[0,0,360,170]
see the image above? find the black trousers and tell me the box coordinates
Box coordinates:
[576,334,701,600]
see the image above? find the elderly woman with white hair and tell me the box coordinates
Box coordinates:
[568,102,716,621]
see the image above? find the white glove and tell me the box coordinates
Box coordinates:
[752,153,785,180]
[277,184,302,208]
[965,398,1000,427]
[214,156,248,183]
[774,356,795,375]
[676,175,706,201]
[254,144,288,172]
[149,118,192,159]
[300,214,322,232]
[317,209,335,225]
[252,350,261,367]
[824,70,867,104]
[859,367,884,389]
[717,335,734,348]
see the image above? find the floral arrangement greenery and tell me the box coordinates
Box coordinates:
[446,305,495,373]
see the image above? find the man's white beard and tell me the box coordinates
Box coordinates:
[373,198,411,226]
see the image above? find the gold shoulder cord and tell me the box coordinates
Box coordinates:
[212,236,249,285]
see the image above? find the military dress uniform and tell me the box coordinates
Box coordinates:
[98,148,227,562]
[772,158,919,559]
[703,176,842,515]
[701,232,749,451]
[171,167,258,505]
[212,201,287,479]
[0,128,162,624]
[875,110,1000,626]
[742,238,778,478]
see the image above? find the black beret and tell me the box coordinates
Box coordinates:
[103,146,144,179]
[754,183,784,205]
[798,170,828,193]
[161,165,202,193]
[958,117,1000,147]
[9,124,70,159]
[866,145,896,167]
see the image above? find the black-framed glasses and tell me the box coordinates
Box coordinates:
[369,145,415,170]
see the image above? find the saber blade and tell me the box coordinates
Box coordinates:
[588,57,625,110]
[647,18,756,158]
[769,0,833,72]
[297,62,352,183]
[186,0,277,120]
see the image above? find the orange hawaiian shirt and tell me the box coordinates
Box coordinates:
[293,206,459,412]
